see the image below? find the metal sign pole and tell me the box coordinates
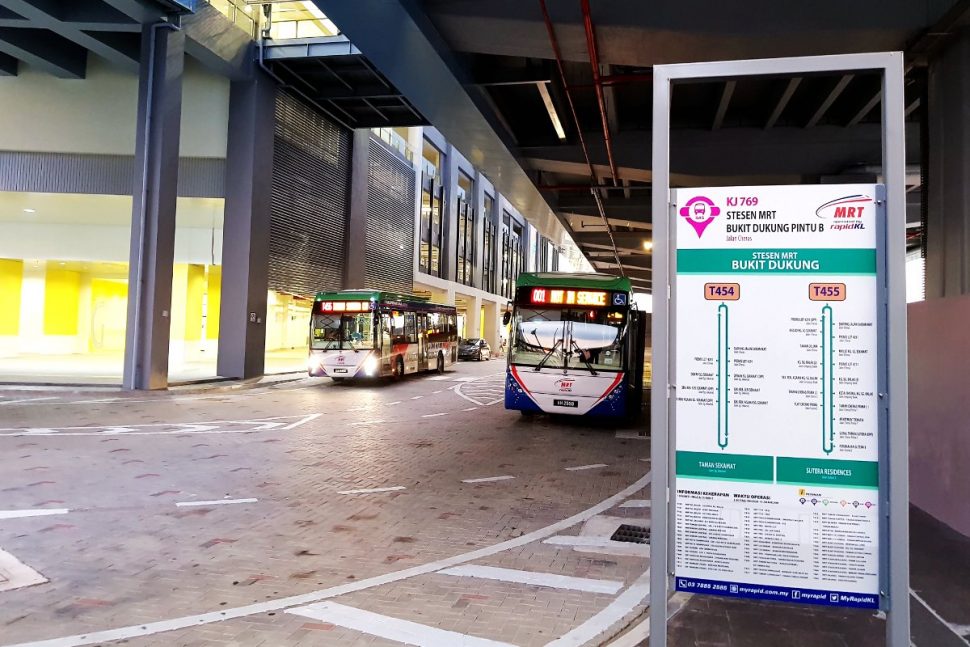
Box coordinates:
[649,52,909,647]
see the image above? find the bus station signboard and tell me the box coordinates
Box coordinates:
[671,184,882,608]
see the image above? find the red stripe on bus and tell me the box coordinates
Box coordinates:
[593,372,625,406]
[509,366,533,396]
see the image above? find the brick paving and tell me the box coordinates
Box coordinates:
[0,361,651,646]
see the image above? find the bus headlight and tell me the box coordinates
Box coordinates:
[363,356,378,376]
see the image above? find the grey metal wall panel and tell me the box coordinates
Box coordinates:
[0,151,224,197]
[268,91,352,298]
[366,138,415,293]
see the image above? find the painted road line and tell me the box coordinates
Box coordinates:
[1,473,651,647]
[410,395,423,400]
[543,536,650,556]
[565,464,608,471]
[421,412,447,418]
[461,475,515,484]
[387,401,402,406]
[453,377,478,382]
[0,509,70,520]
[287,601,516,647]
[175,498,258,508]
[0,548,47,593]
[337,486,406,495]
[0,414,321,438]
[433,390,443,394]
[619,500,651,509]
[0,397,59,406]
[439,565,623,595]
[911,588,970,647]
[463,407,478,412]
[544,569,650,647]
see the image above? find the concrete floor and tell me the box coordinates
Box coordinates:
[0,362,966,647]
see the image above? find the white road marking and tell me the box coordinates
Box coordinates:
[2,473,651,647]
[421,412,447,418]
[174,498,257,508]
[0,509,70,520]
[433,390,443,394]
[0,397,59,406]
[350,420,385,427]
[387,401,402,406]
[453,377,479,382]
[463,407,478,412]
[439,565,623,594]
[911,588,970,646]
[615,431,648,440]
[0,414,321,438]
[337,486,406,495]
[619,500,651,509]
[410,396,423,400]
[461,475,515,484]
[287,601,516,647]
[0,548,48,592]
[426,376,451,381]
[542,536,650,556]
[544,569,650,647]
[565,464,608,471]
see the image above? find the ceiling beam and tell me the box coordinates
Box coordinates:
[0,26,85,78]
[847,89,881,127]
[573,231,652,247]
[0,0,138,72]
[765,77,800,129]
[712,80,735,130]
[97,0,164,24]
[0,49,15,74]
[806,74,853,128]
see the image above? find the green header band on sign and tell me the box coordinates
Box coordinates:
[776,457,879,488]
[677,248,876,274]
[676,451,774,483]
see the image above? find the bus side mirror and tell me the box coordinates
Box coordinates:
[502,311,511,326]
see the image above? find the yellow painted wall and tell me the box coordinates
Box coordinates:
[89,279,128,352]
[184,264,205,342]
[206,266,221,340]
[43,268,80,336]
[0,259,23,335]
[480,306,485,339]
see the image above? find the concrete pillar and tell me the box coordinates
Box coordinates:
[465,294,481,340]
[482,299,499,353]
[409,128,423,282]
[123,24,184,390]
[344,129,371,289]
[926,28,970,298]
[217,69,275,379]
[442,144,459,282]
[471,171,486,290]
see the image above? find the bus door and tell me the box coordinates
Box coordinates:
[417,313,429,371]
[380,313,393,372]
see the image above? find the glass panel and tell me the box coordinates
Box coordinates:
[0,192,133,385]
[309,312,374,350]
[511,308,625,372]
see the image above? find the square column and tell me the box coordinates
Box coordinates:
[464,294,482,340]
[926,28,970,298]
[123,24,184,390]
[344,129,371,289]
[217,68,276,379]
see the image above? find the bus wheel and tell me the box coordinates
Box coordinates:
[395,356,405,379]
[436,352,445,373]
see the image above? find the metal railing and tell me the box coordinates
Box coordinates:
[199,1,342,41]
[372,127,415,163]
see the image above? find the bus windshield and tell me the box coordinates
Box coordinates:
[311,313,375,350]
[511,308,625,372]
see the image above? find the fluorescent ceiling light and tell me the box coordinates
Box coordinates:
[537,82,566,140]
[23,208,35,213]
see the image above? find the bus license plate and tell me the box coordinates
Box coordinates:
[332,368,348,374]
[553,399,578,408]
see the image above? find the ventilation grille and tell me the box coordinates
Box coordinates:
[365,138,415,293]
[269,91,351,298]
[610,524,650,544]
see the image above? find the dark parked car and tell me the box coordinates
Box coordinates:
[458,338,491,361]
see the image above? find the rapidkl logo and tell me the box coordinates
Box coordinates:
[555,378,574,393]
[815,194,873,231]
[680,196,721,237]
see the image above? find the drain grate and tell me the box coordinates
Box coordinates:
[610,524,650,544]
